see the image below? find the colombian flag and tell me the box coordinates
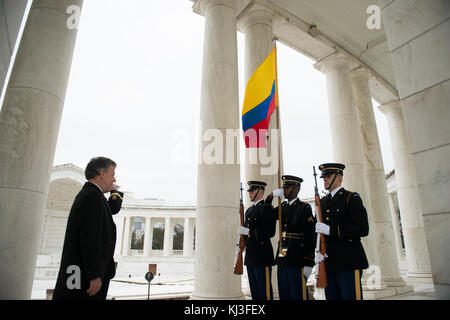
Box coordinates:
[242,45,279,148]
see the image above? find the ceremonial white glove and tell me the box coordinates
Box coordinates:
[314,251,328,264]
[303,266,312,279]
[272,189,283,199]
[238,226,250,236]
[315,222,330,236]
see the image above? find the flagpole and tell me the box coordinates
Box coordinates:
[273,39,285,256]
[273,40,281,190]
[273,40,280,189]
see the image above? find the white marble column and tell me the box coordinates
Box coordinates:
[388,193,405,260]
[192,0,243,299]
[183,217,194,257]
[314,53,379,271]
[238,5,283,201]
[149,219,157,255]
[0,0,83,299]
[143,217,152,256]
[238,4,282,298]
[121,216,131,256]
[0,0,28,93]
[380,0,450,298]
[351,68,406,287]
[163,217,173,257]
[379,100,432,280]
[40,215,50,254]
[113,215,124,257]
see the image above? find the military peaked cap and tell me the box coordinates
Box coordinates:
[247,181,267,191]
[319,163,345,178]
[281,175,303,187]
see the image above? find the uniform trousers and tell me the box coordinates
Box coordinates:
[277,266,308,300]
[246,266,273,300]
[324,269,363,300]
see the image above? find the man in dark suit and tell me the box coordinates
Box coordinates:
[265,175,316,300]
[238,181,276,300]
[315,163,369,300]
[53,157,118,300]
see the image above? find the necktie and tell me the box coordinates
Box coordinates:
[326,193,332,206]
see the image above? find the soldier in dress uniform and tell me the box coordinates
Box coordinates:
[238,181,276,300]
[108,184,124,215]
[265,175,316,300]
[315,163,369,300]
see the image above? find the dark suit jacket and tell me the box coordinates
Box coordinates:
[265,198,316,268]
[320,188,369,272]
[53,182,117,299]
[243,200,276,267]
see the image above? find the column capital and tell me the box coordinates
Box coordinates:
[378,99,401,116]
[193,0,249,16]
[351,67,372,82]
[237,3,275,32]
[314,52,355,74]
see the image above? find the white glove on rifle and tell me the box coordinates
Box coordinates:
[315,222,330,236]
[272,189,283,199]
[303,266,312,279]
[238,226,250,236]
[314,251,328,264]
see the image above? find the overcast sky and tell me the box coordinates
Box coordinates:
[52,0,393,203]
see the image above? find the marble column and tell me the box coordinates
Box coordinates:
[388,193,405,261]
[238,4,282,298]
[183,217,193,257]
[238,5,283,201]
[163,217,173,257]
[0,0,28,92]
[40,215,50,254]
[380,0,450,298]
[121,216,131,256]
[0,0,83,299]
[379,100,432,280]
[113,214,124,257]
[143,217,152,256]
[192,0,242,299]
[351,68,406,287]
[314,53,379,271]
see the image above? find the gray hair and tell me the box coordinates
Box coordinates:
[85,157,116,180]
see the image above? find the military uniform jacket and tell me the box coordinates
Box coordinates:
[108,190,124,215]
[320,188,369,272]
[53,182,117,299]
[244,200,276,267]
[265,198,316,268]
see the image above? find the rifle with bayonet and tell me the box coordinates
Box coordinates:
[313,166,328,288]
[233,183,245,275]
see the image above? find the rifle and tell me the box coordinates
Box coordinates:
[313,166,328,288]
[277,196,287,257]
[233,183,245,275]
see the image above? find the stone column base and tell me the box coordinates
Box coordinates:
[406,272,434,284]
[363,285,414,300]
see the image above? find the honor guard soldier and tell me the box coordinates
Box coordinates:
[238,181,276,300]
[315,163,369,300]
[265,175,316,300]
[108,185,124,215]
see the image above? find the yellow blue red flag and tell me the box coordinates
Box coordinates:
[242,45,279,148]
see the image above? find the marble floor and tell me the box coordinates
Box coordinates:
[31,261,436,300]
